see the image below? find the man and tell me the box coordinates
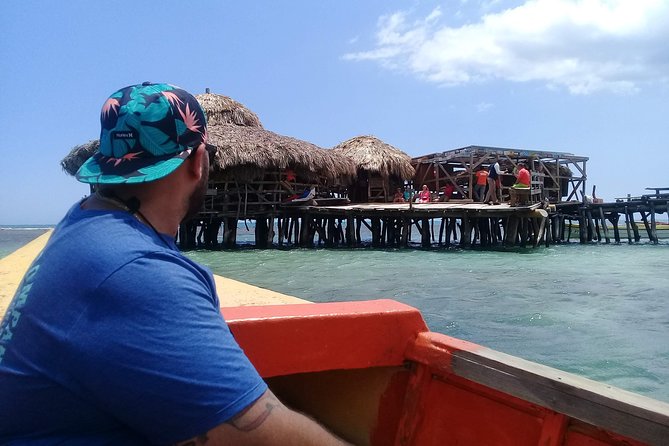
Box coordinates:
[474,166,488,202]
[509,162,531,206]
[0,83,348,445]
[484,156,502,205]
[514,162,531,188]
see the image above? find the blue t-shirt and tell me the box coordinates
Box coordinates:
[0,203,267,444]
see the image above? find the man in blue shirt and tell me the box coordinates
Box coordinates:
[0,83,348,445]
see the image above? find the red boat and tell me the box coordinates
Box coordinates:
[224,299,669,446]
[2,235,668,445]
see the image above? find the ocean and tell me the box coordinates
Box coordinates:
[2,228,668,403]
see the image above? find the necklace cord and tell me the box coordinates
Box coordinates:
[95,190,172,249]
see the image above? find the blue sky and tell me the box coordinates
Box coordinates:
[1,0,668,224]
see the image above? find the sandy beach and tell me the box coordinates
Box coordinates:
[0,230,307,318]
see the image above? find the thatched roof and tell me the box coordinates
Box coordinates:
[60,140,99,176]
[195,92,262,128]
[61,91,355,183]
[332,135,415,180]
[207,124,355,182]
[60,127,356,183]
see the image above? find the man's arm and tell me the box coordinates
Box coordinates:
[175,389,351,446]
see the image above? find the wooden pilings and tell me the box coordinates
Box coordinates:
[177,195,666,249]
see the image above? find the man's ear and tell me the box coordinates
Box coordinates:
[187,145,206,180]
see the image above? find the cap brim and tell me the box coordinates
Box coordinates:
[76,150,190,184]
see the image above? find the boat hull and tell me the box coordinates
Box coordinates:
[224,300,669,445]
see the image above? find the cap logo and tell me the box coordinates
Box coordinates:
[112,131,136,139]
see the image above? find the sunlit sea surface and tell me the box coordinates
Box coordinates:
[3,228,668,403]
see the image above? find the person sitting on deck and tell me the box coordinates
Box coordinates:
[0,83,348,446]
[513,162,531,188]
[416,184,432,203]
[509,162,531,206]
[440,182,455,202]
[393,187,406,203]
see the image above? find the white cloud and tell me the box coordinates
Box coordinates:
[477,102,494,112]
[343,0,669,94]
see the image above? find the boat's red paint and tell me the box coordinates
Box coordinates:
[222,299,427,377]
[222,300,662,445]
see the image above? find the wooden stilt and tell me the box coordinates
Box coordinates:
[630,211,641,242]
[598,208,610,244]
[255,217,268,248]
[346,217,354,246]
[624,207,633,244]
[421,218,431,247]
[640,211,655,243]
[612,214,621,244]
[461,214,471,248]
[534,217,547,248]
[650,203,658,244]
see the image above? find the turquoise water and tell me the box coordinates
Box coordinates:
[3,229,668,403]
[0,228,49,258]
[186,243,669,403]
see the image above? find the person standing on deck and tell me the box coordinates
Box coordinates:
[474,166,488,202]
[484,157,502,205]
[0,83,349,446]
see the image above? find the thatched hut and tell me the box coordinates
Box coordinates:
[61,91,355,220]
[332,135,415,203]
[195,91,262,128]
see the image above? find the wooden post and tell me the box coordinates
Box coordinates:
[579,209,587,244]
[519,218,528,247]
[534,217,547,248]
[438,218,445,245]
[640,211,652,243]
[598,208,610,244]
[299,215,311,247]
[612,213,621,244]
[624,207,632,244]
[255,217,268,248]
[372,218,381,247]
[402,218,410,247]
[650,202,658,244]
[629,211,641,242]
[356,218,362,244]
[346,216,354,246]
[224,217,238,248]
[421,218,431,247]
[586,210,597,242]
[461,213,471,248]
[505,217,519,246]
[267,216,275,246]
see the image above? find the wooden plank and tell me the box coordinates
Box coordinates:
[406,331,669,445]
[447,347,669,446]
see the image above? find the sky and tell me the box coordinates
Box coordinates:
[1,0,668,225]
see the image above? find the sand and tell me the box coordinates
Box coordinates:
[0,230,307,318]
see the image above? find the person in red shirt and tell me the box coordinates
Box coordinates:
[474,167,488,202]
[514,163,530,188]
[441,182,455,201]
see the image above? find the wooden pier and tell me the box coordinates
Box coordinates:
[553,190,669,245]
[179,189,668,250]
[179,201,554,249]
